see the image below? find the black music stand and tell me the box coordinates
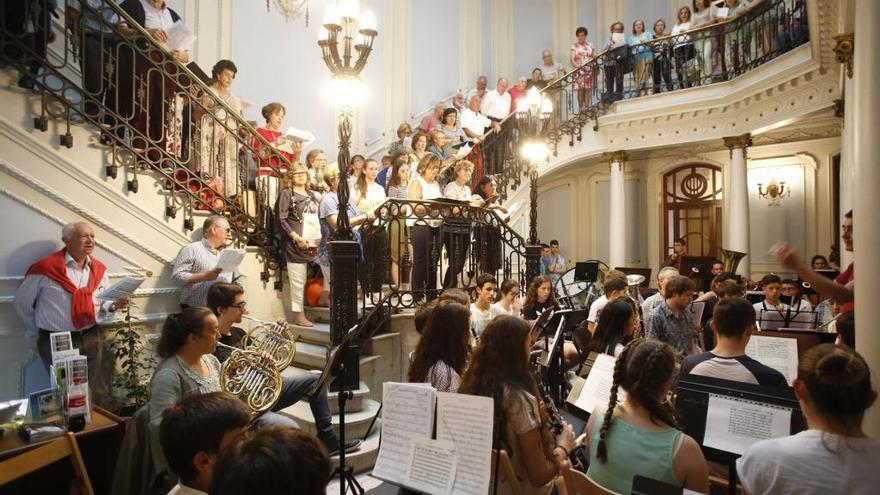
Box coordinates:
[676,374,805,494]
[539,309,588,405]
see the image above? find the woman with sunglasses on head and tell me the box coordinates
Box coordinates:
[277,164,320,327]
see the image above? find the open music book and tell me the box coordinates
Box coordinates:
[744,335,799,385]
[372,383,494,495]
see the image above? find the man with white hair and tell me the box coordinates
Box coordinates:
[14,221,127,381]
[480,77,512,121]
[642,266,680,317]
[172,215,245,308]
[465,75,489,105]
[541,50,564,81]
[418,102,445,133]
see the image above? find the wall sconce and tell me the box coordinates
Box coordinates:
[756,178,791,206]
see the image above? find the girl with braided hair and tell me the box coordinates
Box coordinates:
[583,339,708,494]
[737,344,880,494]
[459,316,575,494]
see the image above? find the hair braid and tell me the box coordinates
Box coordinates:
[596,343,631,462]
[631,344,678,429]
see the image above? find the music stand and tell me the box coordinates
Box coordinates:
[676,374,805,494]
[539,309,587,405]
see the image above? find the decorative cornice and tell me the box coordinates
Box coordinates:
[833,33,854,79]
[723,134,753,150]
[602,151,628,164]
[0,186,158,271]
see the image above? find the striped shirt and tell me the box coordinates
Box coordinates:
[13,253,114,337]
[172,239,243,307]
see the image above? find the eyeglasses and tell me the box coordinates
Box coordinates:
[231,301,247,309]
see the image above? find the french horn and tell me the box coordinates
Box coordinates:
[217,343,283,417]
[241,315,297,369]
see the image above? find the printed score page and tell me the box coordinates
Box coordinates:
[372,383,437,486]
[436,392,494,495]
[403,438,458,495]
[703,393,792,455]
[574,353,627,413]
[745,335,799,385]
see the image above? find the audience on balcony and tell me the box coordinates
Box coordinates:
[652,18,675,93]
[571,26,597,110]
[474,175,508,273]
[528,68,547,90]
[480,77,512,121]
[442,160,481,288]
[388,122,413,156]
[252,102,301,210]
[172,215,244,309]
[540,49,564,82]
[276,164,321,327]
[602,21,628,103]
[408,132,429,170]
[386,157,412,288]
[629,20,655,97]
[196,59,246,197]
[304,148,328,191]
[508,76,529,112]
[465,74,489,104]
[672,6,695,89]
[418,103,445,133]
[438,108,466,157]
[692,0,720,82]
[347,153,365,191]
[427,128,456,171]
[353,158,389,298]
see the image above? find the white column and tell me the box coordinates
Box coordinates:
[853,2,880,436]
[382,0,412,136]
[723,134,752,278]
[552,0,578,71]
[458,0,482,92]
[604,151,627,269]
[490,0,514,80]
[182,0,233,69]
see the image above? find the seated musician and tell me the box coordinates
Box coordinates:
[586,299,638,357]
[522,275,581,369]
[407,301,471,392]
[586,275,628,334]
[680,297,787,387]
[583,340,709,494]
[645,276,699,358]
[210,427,331,495]
[753,274,789,328]
[459,316,576,495]
[780,278,813,312]
[159,392,250,495]
[206,283,361,455]
[737,344,880,494]
[470,273,504,338]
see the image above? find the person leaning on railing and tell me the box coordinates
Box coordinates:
[251,102,301,209]
[602,21,627,103]
[651,19,675,93]
[570,26,597,111]
[629,20,654,97]
[353,158,389,299]
[386,156,413,289]
[691,0,721,84]
[407,154,444,302]
[441,160,485,289]
[672,6,695,90]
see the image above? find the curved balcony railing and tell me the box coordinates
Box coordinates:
[1,0,304,282]
[484,0,809,189]
[356,198,529,310]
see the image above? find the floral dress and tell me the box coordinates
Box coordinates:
[571,41,596,90]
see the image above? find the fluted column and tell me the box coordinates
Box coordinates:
[853,3,880,436]
[723,134,752,278]
[604,151,628,269]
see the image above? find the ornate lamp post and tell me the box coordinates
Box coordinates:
[317,0,377,347]
[515,87,552,283]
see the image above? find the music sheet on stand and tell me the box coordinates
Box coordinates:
[372,383,437,486]
[404,438,458,495]
[745,335,799,385]
[436,392,494,495]
[573,353,626,413]
[703,394,791,455]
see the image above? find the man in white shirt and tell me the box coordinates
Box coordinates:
[470,274,503,339]
[545,239,567,284]
[464,75,488,105]
[587,277,628,333]
[14,222,128,383]
[461,95,496,142]
[753,273,789,329]
[172,216,244,308]
[160,392,250,495]
[642,267,680,316]
[781,278,813,312]
[480,77,512,121]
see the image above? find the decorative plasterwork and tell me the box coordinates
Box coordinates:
[723,134,753,151]
[602,151,628,164]
[815,0,841,70]
[0,168,173,265]
[833,33,854,78]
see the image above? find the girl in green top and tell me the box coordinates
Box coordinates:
[584,339,710,494]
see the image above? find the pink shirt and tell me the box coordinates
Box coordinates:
[418,113,441,133]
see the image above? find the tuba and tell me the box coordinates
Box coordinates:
[721,248,747,275]
[625,274,646,301]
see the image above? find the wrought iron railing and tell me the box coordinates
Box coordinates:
[354,198,529,310]
[483,0,809,187]
[1,0,301,282]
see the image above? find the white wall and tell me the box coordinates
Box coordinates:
[411,2,460,114]
[513,0,553,80]
[537,183,572,255]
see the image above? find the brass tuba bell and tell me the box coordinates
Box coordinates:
[720,248,747,275]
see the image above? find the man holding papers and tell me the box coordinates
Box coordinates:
[172,215,245,308]
[14,222,128,385]
[680,297,787,387]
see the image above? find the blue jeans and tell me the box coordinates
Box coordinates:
[255,373,333,439]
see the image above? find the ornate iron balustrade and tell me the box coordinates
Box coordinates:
[1,0,300,282]
[482,0,809,189]
[352,198,529,310]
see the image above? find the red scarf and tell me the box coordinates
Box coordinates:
[26,249,106,329]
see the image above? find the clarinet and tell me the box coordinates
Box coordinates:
[531,368,564,435]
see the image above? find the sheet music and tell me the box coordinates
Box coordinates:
[165,21,196,51]
[215,248,245,272]
[573,353,626,413]
[404,438,458,495]
[95,276,145,301]
[437,392,494,495]
[455,143,474,159]
[302,212,321,244]
[703,394,791,455]
[689,301,706,328]
[373,383,437,485]
[745,335,799,385]
[716,7,730,17]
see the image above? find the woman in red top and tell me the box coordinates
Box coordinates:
[252,102,301,211]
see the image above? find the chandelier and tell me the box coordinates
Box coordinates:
[266,0,309,24]
[318,0,377,81]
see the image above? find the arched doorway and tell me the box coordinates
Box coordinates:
[662,164,723,262]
